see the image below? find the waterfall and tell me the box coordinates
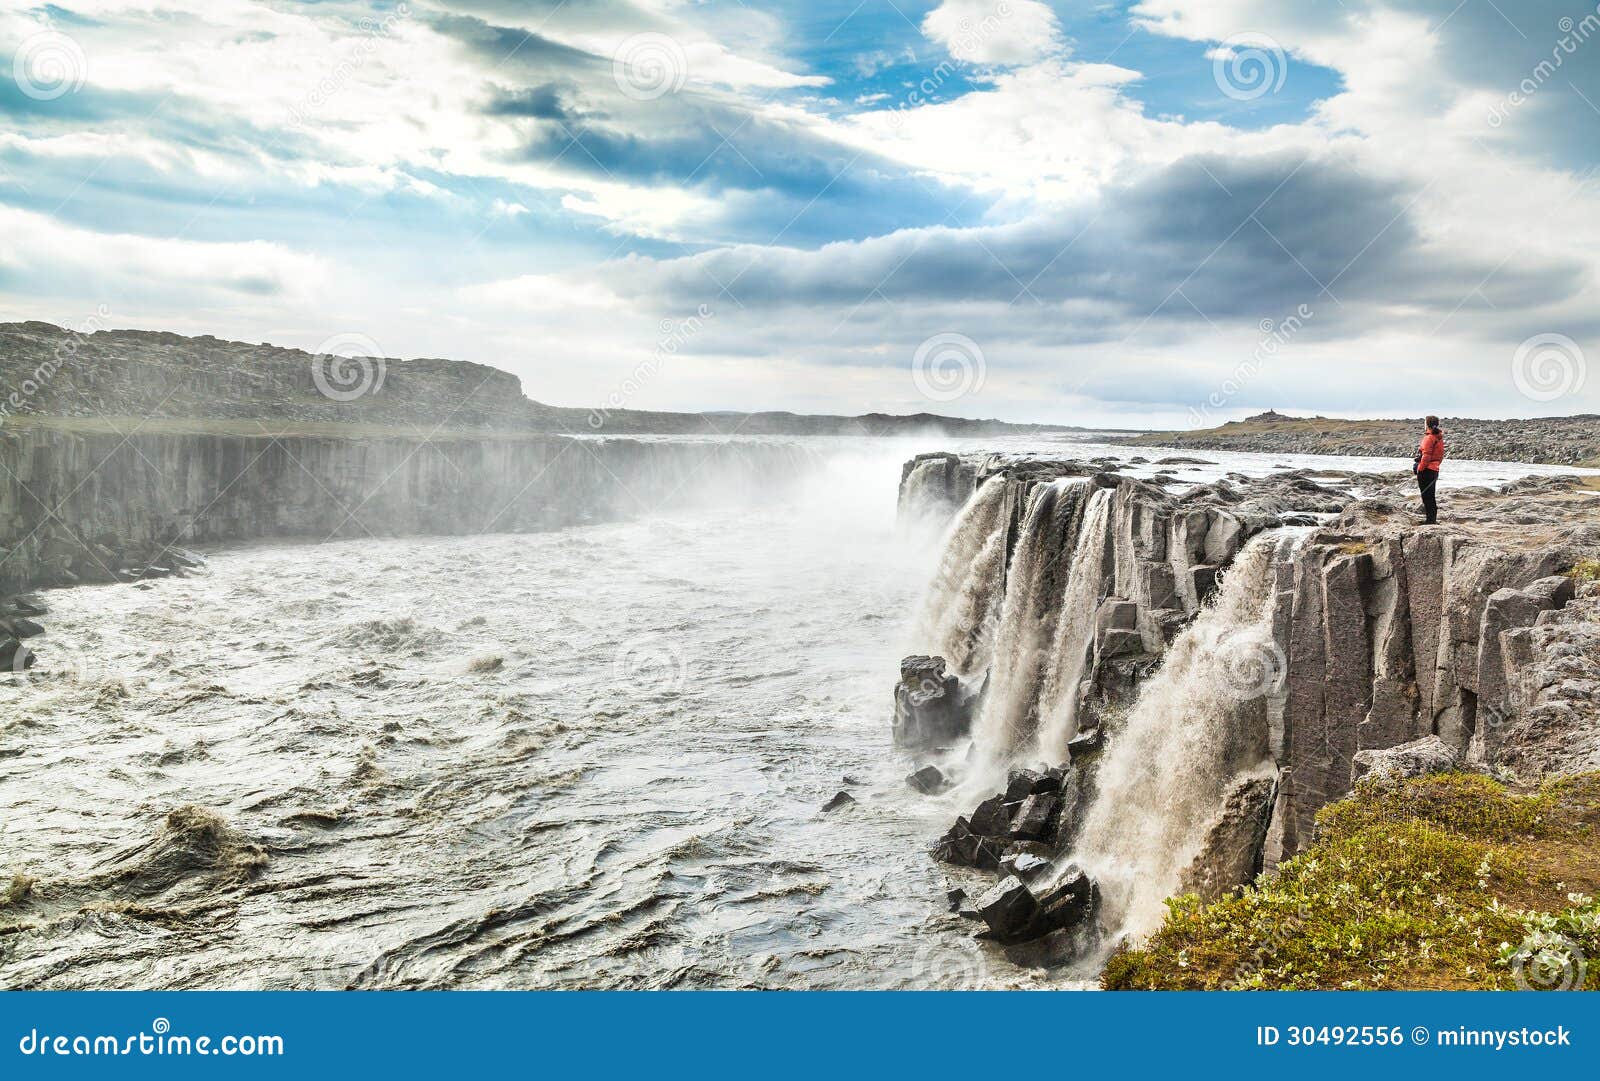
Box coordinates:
[970,479,1095,768]
[908,475,1011,678]
[1034,487,1115,761]
[1064,530,1302,938]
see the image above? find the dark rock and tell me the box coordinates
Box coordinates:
[946,887,967,912]
[972,876,1039,941]
[968,794,1011,838]
[1004,767,1054,801]
[930,818,1006,871]
[821,791,856,813]
[1009,793,1058,842]
[1180,775,1278,901]
[907,764,949,795]
[5,617,45,642]
[1066,727,1103,757]
[1031,865,1098,934]
[892,655,973,749]
[1,637,33,672]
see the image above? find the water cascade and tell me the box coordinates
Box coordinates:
[970,480,1100,769]
[1064,529,1305,938]
[909,476,1012,678]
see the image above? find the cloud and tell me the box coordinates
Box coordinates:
[921,0,1067,66]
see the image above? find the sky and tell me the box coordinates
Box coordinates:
[0,0,1597,428]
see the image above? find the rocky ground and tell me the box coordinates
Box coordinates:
[1123,410,1600,468]
[1,321,1096,438]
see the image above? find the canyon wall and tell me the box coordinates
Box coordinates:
[902,458,1600,913]
[0,424,810,596]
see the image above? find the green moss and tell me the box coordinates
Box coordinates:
[1102,772,1600,990]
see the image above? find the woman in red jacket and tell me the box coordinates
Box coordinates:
[1415,415,1445,524]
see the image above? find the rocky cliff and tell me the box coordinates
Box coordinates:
[1,321,1090,438]
[896,455,1600,949]
[0,425,810,599]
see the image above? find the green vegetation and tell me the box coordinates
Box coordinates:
[1568,559,1600,584]
[1103,773,1600,990]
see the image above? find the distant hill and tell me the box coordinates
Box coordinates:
[1124,411,1600,467]
[0,322,1115,438]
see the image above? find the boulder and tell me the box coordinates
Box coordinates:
[820,791,856,813]
[1031,865,1099,934]
[892,655,972,749]
[1009,793,1059,842]
[906,764,950,795]
[1004,767,1056,801]
[972,876,1039,941]
[1352,735,1460,784]
[968,794,1011,838]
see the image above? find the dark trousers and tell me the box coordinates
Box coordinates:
[1416,468,1439,523]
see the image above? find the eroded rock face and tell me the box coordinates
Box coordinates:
[1496,583,1600,778]
[1180,775,1278,902]
[0,427,810,596]
[1267,481,1599,860]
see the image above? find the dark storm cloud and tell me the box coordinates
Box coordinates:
[614,151,1588,340]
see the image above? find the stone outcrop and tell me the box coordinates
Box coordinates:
[1351,735,1461,783]
[1265,479,1600,859]
[1179,775,1277,901]
[892,655,974,748]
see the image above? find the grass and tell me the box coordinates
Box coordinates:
[1102,772,1600,990]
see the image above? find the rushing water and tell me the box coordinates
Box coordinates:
[1,435,1590,990]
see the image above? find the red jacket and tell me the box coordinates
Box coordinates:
[1417,428,1445,472]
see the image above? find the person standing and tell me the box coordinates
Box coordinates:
[1414,415,1445,524]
